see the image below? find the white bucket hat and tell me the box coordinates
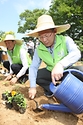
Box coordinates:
[26,14,70,37]
[0,34,22,47]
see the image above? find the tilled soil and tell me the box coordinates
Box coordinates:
[0,62,83,125]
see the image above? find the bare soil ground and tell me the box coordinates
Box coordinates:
[0,62,83,125]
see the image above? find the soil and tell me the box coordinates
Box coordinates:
[0,62,83,125]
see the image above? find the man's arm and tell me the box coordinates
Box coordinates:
[29,49,42,88]
[59,36,81,68]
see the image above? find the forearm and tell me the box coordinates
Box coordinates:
[16,66,28,78]
[29,67,37,88]
[29,49,41,88]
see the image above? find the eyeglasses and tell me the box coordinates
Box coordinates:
[39,32,52,41]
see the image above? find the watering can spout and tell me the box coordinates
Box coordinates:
[42,103,72,113]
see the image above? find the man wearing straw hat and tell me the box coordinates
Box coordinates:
[0,34,31,85]
[26,14,81,99]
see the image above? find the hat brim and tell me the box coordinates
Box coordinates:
[26,24,70,37]
[0,39,22,47]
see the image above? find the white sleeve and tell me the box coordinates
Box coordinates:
[59,36,81,68]
[16,48,28,78]
[7,53,13,74]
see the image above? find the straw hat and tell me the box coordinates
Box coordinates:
[0,34,22,47]
[26,14,70,37]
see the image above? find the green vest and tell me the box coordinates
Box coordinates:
[37,35,68,71]
[8,44,31,67]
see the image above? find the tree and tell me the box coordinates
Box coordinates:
[49,0,83,39]
[1,31,15,41]
[18,9,47,33]
[0,31,5,41]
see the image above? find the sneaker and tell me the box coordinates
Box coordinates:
[44,91,54,98]
[18,76,28,84]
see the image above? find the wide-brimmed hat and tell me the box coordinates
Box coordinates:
[0,34,22,47]
[26,14,70,37]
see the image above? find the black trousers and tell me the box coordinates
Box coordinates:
[36,66,83,94]
[3,61,29,78]
[36,68,52,93]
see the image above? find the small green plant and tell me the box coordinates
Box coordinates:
[3,91,9,96]
[7,96,14,103]
[13,93,27,109]
[2,82,10,86]
[0,77,2,80]
[2,91,10,100]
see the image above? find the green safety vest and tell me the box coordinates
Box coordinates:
[37,35,68,71]
[7,44,31,67]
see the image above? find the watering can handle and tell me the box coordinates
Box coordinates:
[50,68,83,93]
[63,68,83,76]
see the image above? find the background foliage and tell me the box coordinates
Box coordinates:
[0,0,83,54]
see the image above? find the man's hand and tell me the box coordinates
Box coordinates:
[4,74,12,81]
[51,63,64,85]
[28,87,36,99]
[10,77,18,85]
